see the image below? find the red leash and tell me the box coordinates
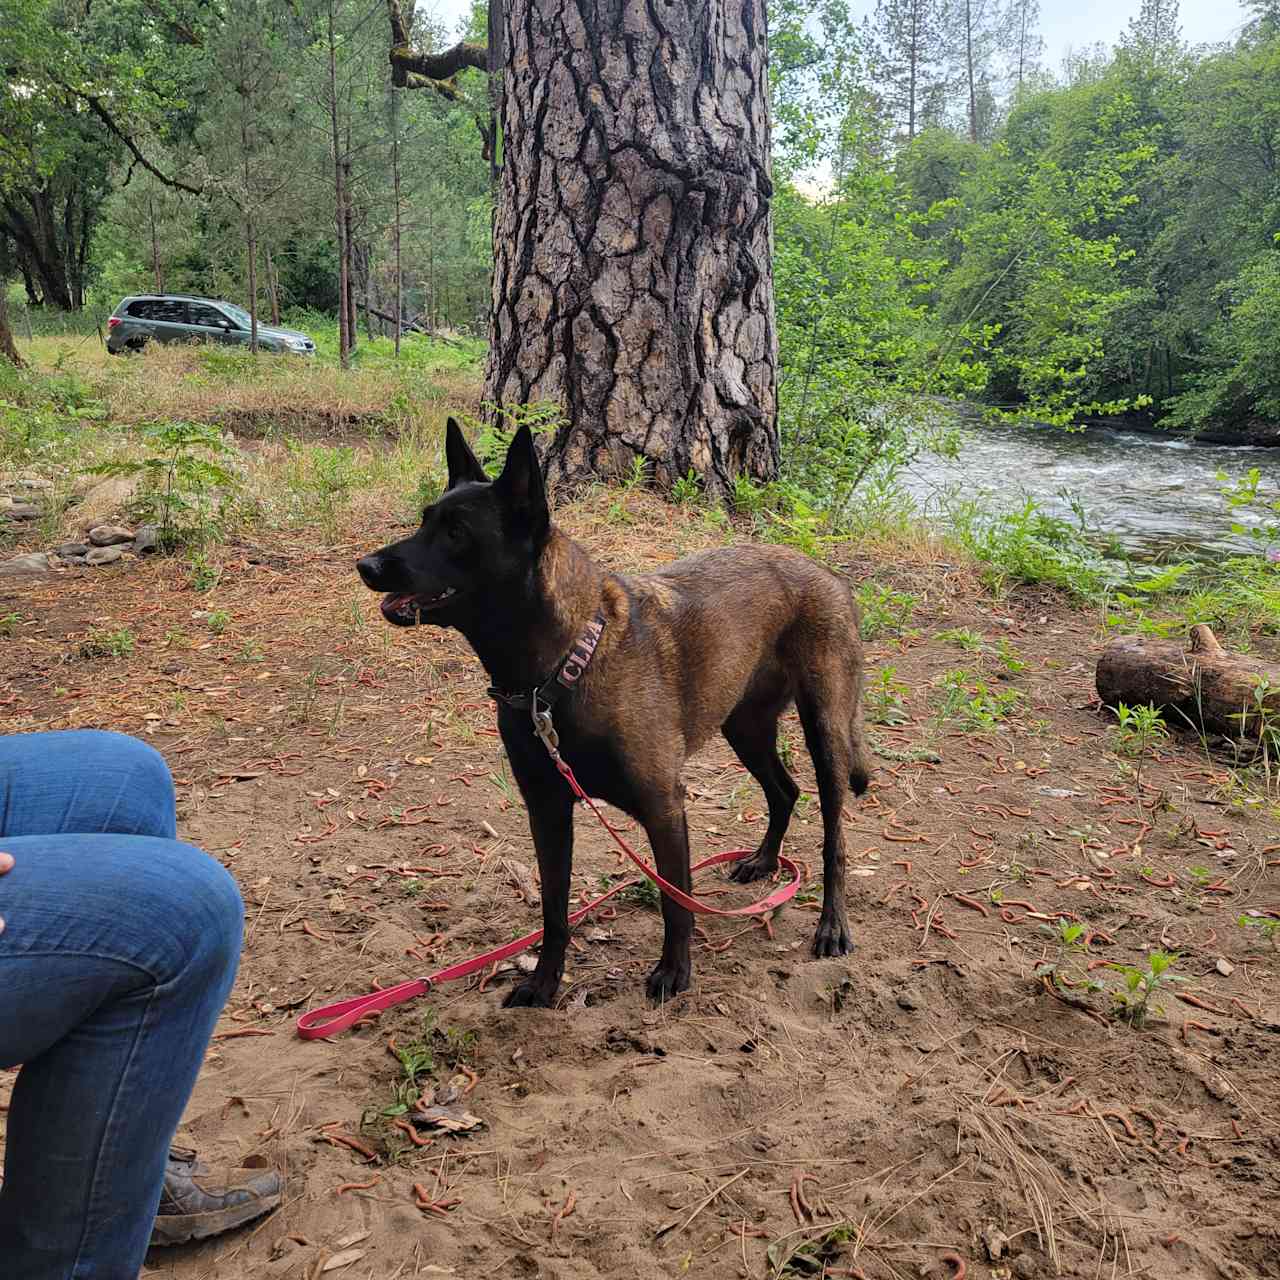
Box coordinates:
[297,752,801,1040]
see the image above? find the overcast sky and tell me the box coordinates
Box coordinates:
[419,0,1253,70]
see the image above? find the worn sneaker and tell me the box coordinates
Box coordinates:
[149,1146,283,1246]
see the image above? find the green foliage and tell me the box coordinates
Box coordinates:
[856,582,917,639]
[866,665,910,725]
[1112,702,1169,757]
[935,668,1023,730]
[87,422,239,550]
[453,401,564,474]
[935,626,984,651]
[280,440,362,540]
[1110,950,1183,1028]
[946,494,1111,598]
[1237,913,1280,949]
[79,626,136,658]
[381,1013,438,1117]
[1219,469,1280,559]
[1034,920,1103,994]
[671,469,702,505]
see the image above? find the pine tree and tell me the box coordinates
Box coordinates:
[868,0,950,141]
[1008,0,1044,93]
[1121,0,1182,65]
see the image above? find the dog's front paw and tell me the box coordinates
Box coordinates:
[812,914,852,958]
[728,850,778,884]
[645,957,691,1003]
[502,978,559,1009]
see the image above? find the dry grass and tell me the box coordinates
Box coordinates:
[15,332,483,441]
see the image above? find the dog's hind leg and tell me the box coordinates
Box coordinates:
[722,703,799,884]
[795,690,854,958]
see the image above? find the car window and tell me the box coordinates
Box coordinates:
[189,303,231,329]
[126,300,156,319]
[150,300,189,324]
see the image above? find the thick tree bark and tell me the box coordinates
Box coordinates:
[0,293,25,368]
[486,0,779,494]
[1097,625,1280,743]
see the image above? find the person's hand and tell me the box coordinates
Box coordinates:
[0,851,11,934]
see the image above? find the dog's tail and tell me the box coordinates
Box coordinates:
[849,716,871,796]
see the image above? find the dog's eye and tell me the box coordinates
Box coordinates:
[446,521,465,544]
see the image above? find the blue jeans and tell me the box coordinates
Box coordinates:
[0,731,244,1279]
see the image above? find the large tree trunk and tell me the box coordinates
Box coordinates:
[0,293,25,368]
[486,0,779,495]
[1097,625,1280,744]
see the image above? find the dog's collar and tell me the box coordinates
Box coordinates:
[487,612,607,715]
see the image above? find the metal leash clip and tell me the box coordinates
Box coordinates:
[531,699,560,757]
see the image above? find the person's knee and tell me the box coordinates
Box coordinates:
[156,844,244,986]
[189,852,244,976]
[61,730,177,836]
[88,731,176,808]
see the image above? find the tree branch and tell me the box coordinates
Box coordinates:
[57,81,204,197]
[387,0,486,92]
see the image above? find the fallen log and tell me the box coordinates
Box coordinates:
[1096,624,1280,743]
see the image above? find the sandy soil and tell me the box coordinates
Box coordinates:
[3,491,1279,1280]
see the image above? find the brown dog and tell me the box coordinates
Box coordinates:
[357,420,871,1006]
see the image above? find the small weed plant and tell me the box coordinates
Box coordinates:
[935,626,984,651]
[1111,950,1183,1028]
[1034,920,1102,994]
[80,626,136,658]
[1237,913,1280,950]
[935,668,1022,731]
[856,582,917,640]
[88,421,240,551]
[1113,702,1169,758]
[866,665,910,725]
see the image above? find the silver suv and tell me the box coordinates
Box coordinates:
[106,295,316,355]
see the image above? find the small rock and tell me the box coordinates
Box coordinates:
[896,990,920,1011]
[132,524,160,555]
[85,544,126,566]
[983,1224,1011,1260]
[56,542,90,558]
[0,552,53,575]
[2,503,42,521]
[1216,957,1235,977]
[87,524,134,547]
[1037,787,1083,799]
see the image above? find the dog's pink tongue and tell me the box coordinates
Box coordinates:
[382,593,413,614]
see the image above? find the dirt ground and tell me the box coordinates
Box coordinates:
[3,489,1279,1280]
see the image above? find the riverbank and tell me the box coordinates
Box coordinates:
[1076,411,1280,450]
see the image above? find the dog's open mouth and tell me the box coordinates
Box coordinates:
[380,588,459,625]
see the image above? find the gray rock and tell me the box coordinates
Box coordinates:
[85,544,127,566]
[55,542,90,559]
[132,525,160,555]
[896,989,920,1011]
[0,552,53,575]
[2,503,42,521]
[87,524,135,547]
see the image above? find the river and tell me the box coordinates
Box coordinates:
[902,419,1277,560]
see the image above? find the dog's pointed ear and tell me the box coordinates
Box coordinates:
[494,424,549,539]
[444,417,487,489]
